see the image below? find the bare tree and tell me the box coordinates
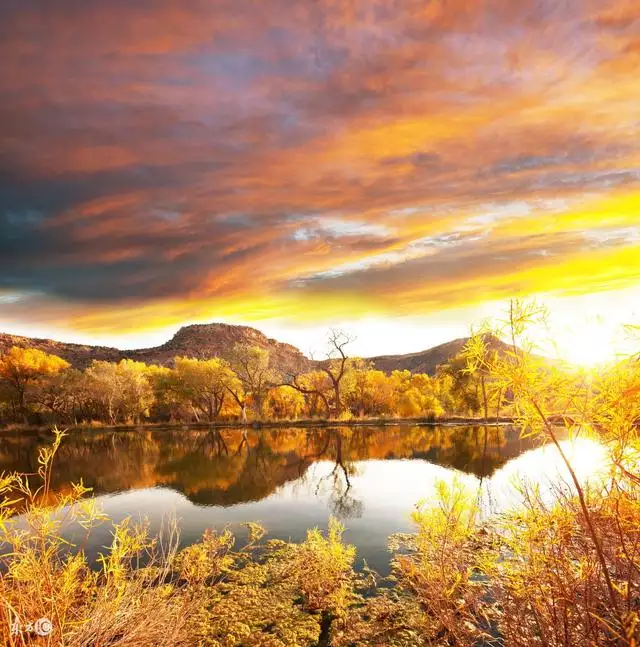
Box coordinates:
[318,329,354,417]
[280,329,354,418]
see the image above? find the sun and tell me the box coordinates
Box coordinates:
[536,287,640,368]
[560,328,618,367]
[549,316,638,368]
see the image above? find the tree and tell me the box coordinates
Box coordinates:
[460,332,505,421]
[145,364,182,421]
[317,330,354,417]
[85,359,154,424]
[33,368,89,424]
[173,357,236,423]
[438,354,481,416]
[227,344,278,421]
[464,299,632,639]
[390,370,444,418]
[0,346,69,420]
[363,369,396,416]
[343,360,393,417]
[342,359,372,417]
[281,369,333,418]
[265,386,306,420]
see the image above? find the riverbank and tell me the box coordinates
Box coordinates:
[0,415,514,435]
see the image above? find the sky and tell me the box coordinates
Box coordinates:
[1,0,639,362]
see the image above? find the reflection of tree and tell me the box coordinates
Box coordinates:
[194,429,229,456]
[0,424,548,510]
[312,430,364,520]
[327,471,363,521]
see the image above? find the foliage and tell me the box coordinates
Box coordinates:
[0,302,638,645]
[264,385,306,420]
[84,359,155,424]
[171,357,239,422]
[227,343,279,421]
[0,347,70,420]
[0,337,494,426]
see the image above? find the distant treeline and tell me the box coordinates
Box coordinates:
[0,331,507,427]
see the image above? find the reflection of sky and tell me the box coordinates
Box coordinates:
[58,437,609,575]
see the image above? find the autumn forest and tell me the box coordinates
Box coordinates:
[0,332,505,428]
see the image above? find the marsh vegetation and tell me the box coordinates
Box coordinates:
[0,303,638,645]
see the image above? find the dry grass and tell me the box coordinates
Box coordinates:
[0,429,199,646]
[1,303,638,645]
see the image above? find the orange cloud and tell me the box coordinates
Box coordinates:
[0,0,639,345]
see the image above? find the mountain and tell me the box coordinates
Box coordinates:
[133,323,310,372]
[367,335,514,376]
[0,323,310,372]
[0,323,513,375]
[0,333,124,369]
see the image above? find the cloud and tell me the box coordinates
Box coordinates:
[0,0,639,339]
[291,217,395,241]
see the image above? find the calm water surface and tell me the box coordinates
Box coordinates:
[0,425,607,574]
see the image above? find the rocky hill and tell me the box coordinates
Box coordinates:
[367,335,514,376]
[134,323,310,373]
[0,324,517,375]
[0,323,310,372]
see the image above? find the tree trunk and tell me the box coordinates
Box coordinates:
[215,392,225,418]
[253,394,263,420]
[191,404,201,423]
[481,375,488,422]
[15,381,27,423]
[108,401,116,425]
[333,383,342,417]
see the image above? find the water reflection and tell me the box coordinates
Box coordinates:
[0,425,608,574]
[0,425,535,503]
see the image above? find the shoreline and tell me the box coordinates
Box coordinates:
[0,416,515,436]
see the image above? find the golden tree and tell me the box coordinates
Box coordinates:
[0,346,69,420]
[84,359,155,424]
[172,357,237,422]
[227,344,278,421]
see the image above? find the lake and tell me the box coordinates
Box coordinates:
[0,424,608,575]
